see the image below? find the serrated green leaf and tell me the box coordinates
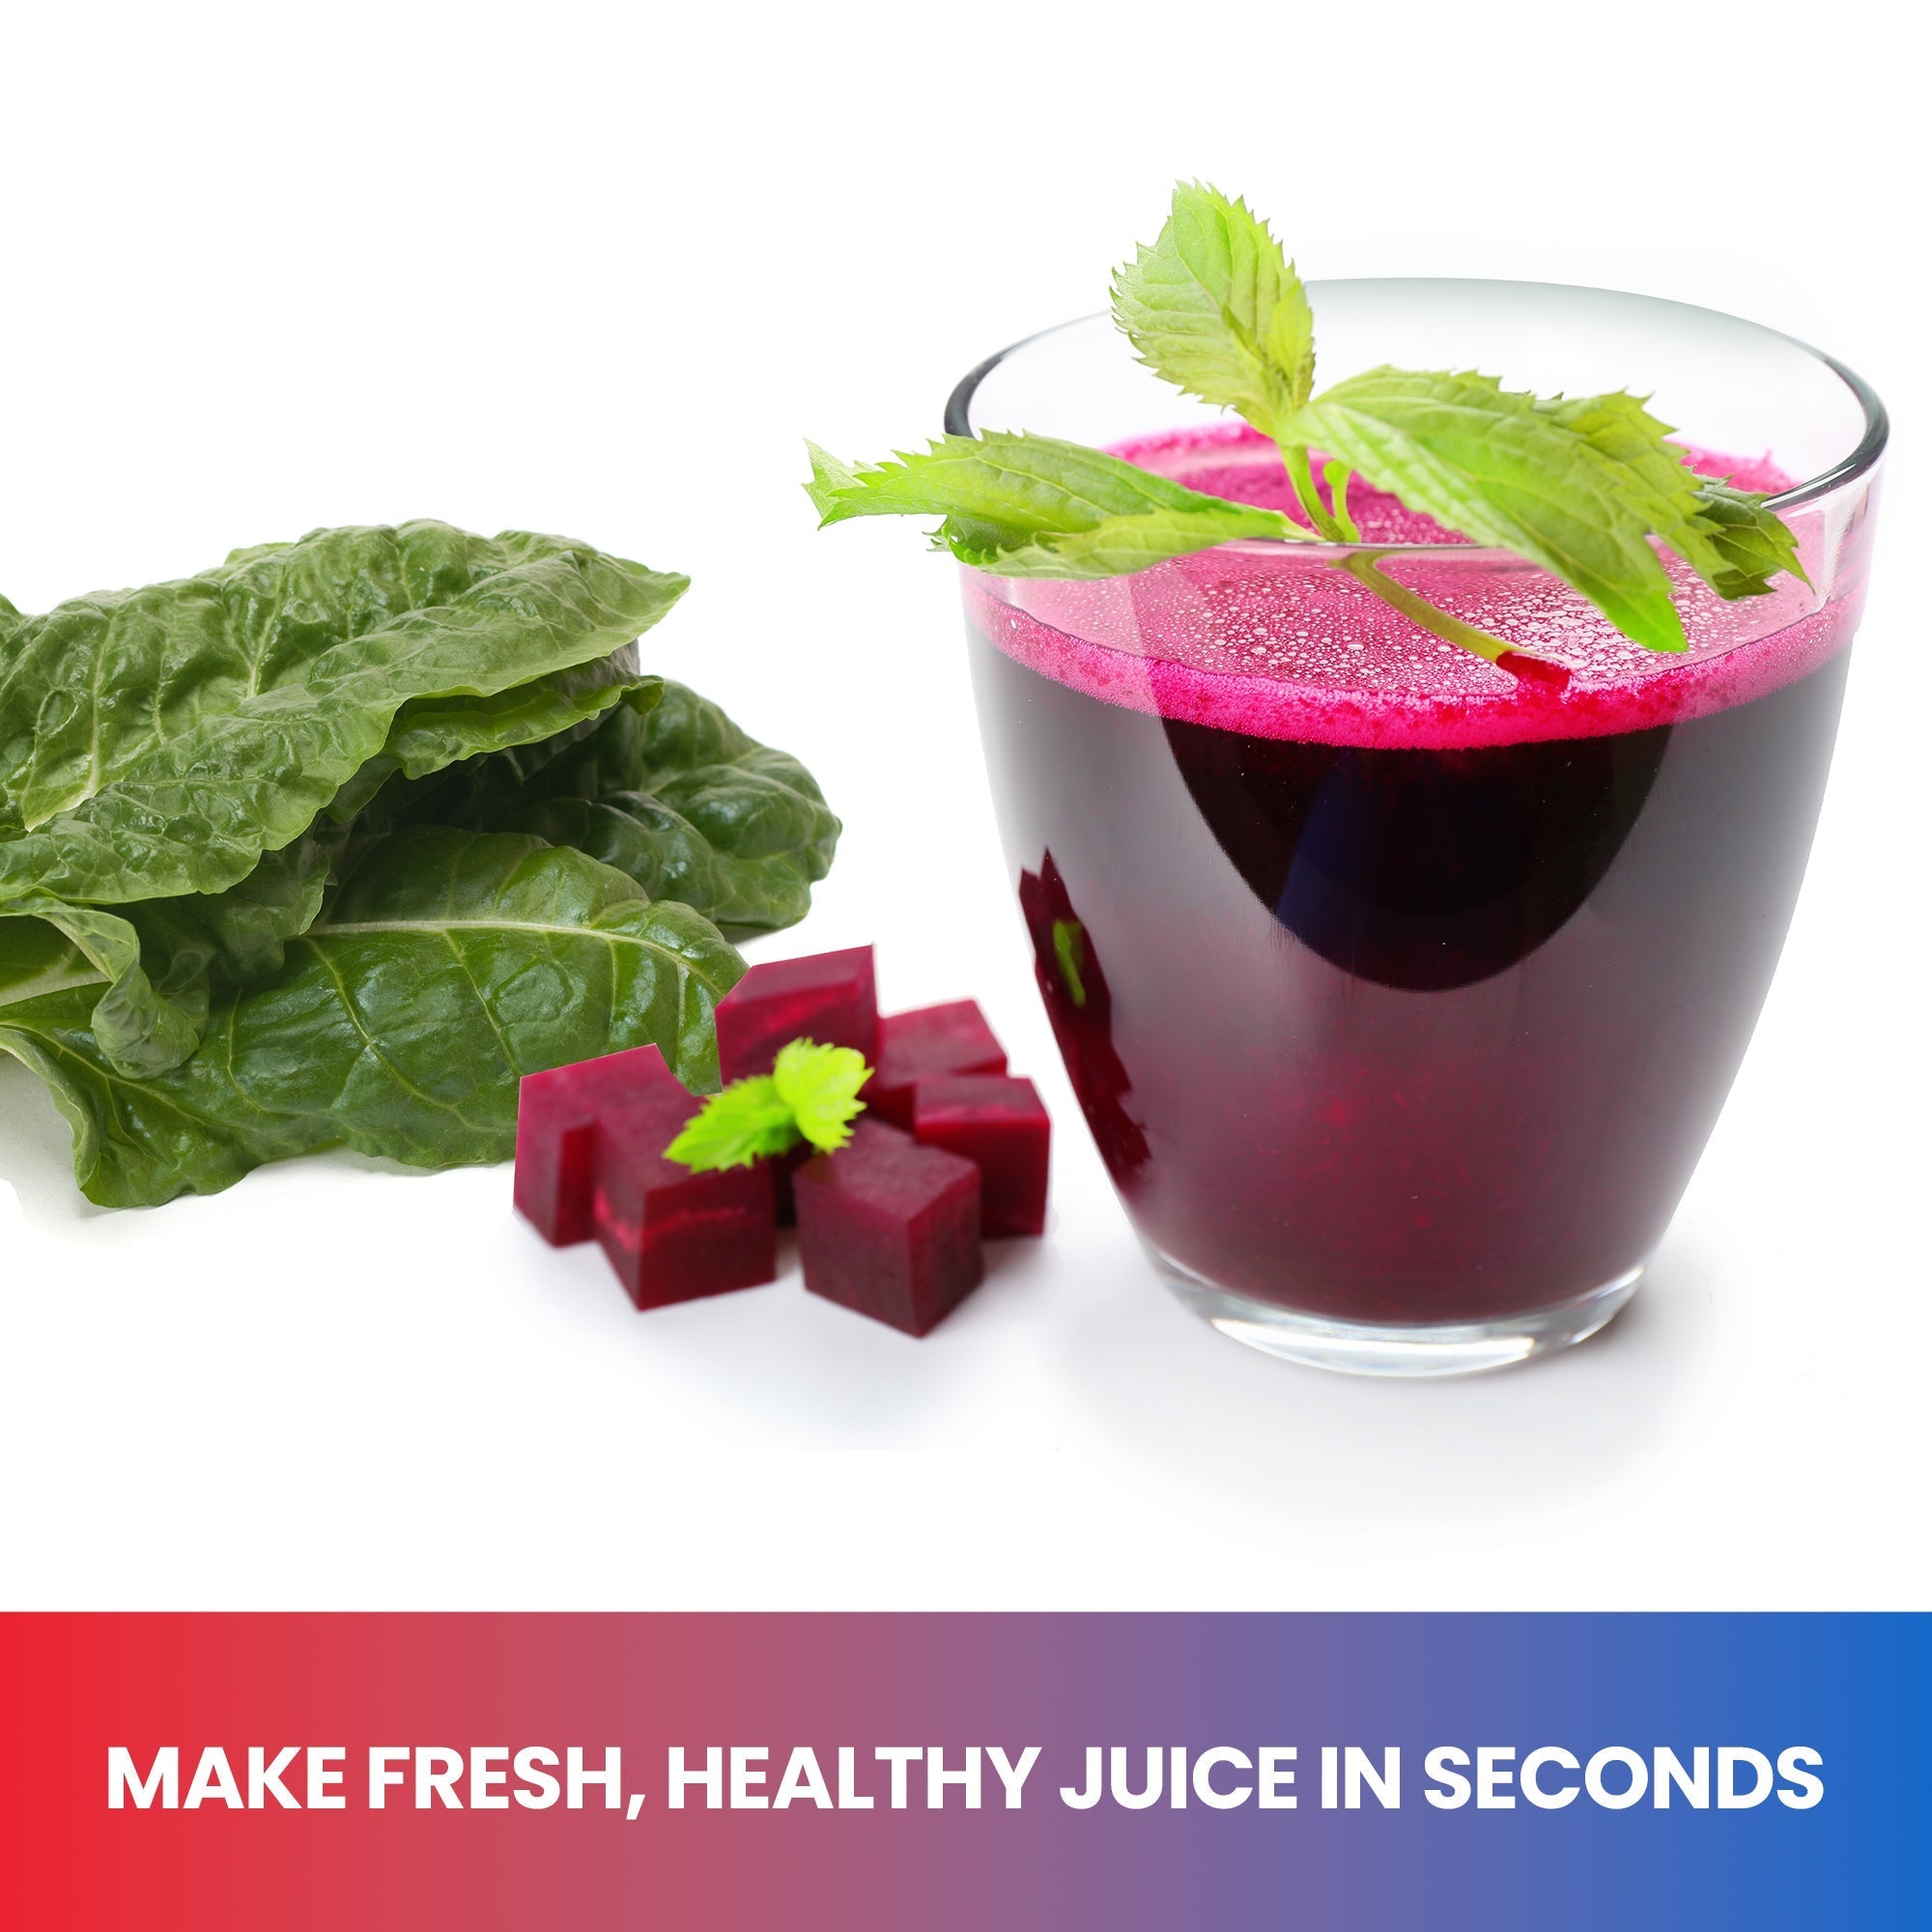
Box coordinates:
[1531,391,1805,603]
[0,828,746,1207]
[663,1074,799,1171]
[1112,180,1315,434]
[665,1034,872,1173]
[805,431,1297,581]
[1689,478,1809,598]
[771,1037,870,1153]
[811,183,1810,660]
[1289,368,1690,652]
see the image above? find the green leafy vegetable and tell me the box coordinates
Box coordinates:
[666,1036,871,1174]
[382,680,842,936]
[0,829,744,1208]
[0,523,688,1068]
[0,526,842,1206]
[809,180,1806,661]
[0,523,686,908]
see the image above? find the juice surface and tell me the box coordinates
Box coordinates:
[969,425,1853,750]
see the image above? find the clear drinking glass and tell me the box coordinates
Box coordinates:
[952,282,1886,1376]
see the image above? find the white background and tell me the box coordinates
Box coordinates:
[0,1,1924,1608]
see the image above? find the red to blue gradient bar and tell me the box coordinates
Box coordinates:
[4,1612,1924,1929]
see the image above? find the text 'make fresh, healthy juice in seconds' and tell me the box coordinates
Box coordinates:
[968,424,1866,1330]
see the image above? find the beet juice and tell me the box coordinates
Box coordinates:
[965,422,1876,1372]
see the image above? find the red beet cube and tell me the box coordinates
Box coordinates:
[515,1044,673,1245]
[794,1121,982,1337]
[769,1140,811,1229]
[867,1000,1008,1128]
[912,1075,1051,1237]
[716,945,879,1083]
[590,1073,778,1310]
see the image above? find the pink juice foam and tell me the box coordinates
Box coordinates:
[964,423,1866,1324]
[966,423,1860,750]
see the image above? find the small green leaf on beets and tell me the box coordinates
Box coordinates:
[804,432,1298,581]
[663,1073,800,1171]
[771,1037,871,1154]
[1112,180,1316,437]
[666,1035,872,1171]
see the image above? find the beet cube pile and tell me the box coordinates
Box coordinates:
[515,1044,776,1309]
[514,946,1052,1335]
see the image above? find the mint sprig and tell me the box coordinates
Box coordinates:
[664,1037,871,1173]
[808,181,1806,664]
[806,433,1299,579]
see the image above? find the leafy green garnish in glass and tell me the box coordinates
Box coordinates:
[807,182,1805,666]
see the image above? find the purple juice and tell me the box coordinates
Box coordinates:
[969,426,1863,1327]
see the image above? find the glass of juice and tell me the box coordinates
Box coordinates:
[952,282,1885,1376]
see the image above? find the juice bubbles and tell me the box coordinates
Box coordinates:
[967,425,1874,1367]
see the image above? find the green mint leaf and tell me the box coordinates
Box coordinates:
[804,431,1297,581]
[1288,368,1690,652]
[771,1037,871,1153]
[1688,478,1810,598]
[1532,392,1806,602]
[1112,181,1315,436]
[664,1074,800,1172]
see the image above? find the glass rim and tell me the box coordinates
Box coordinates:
[944,280,1889,558]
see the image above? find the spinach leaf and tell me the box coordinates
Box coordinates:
[388,681,842,935]
[0,521,683,1074]
[0,522,687,910]
[0,828,744,1208]
[0,916,97,1009]
[0,526,844,1207]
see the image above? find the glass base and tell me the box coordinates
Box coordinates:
[1150,1247,1644,1378]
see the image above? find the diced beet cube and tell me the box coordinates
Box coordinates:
[592,1078,778,1310]
[515,1044,676,1245]
[912,1074,1051,1238]
[867,1000,1008,1128]
[716,945,879,1083]
[794,1121,982,1337]
[769,1140,811,1229]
